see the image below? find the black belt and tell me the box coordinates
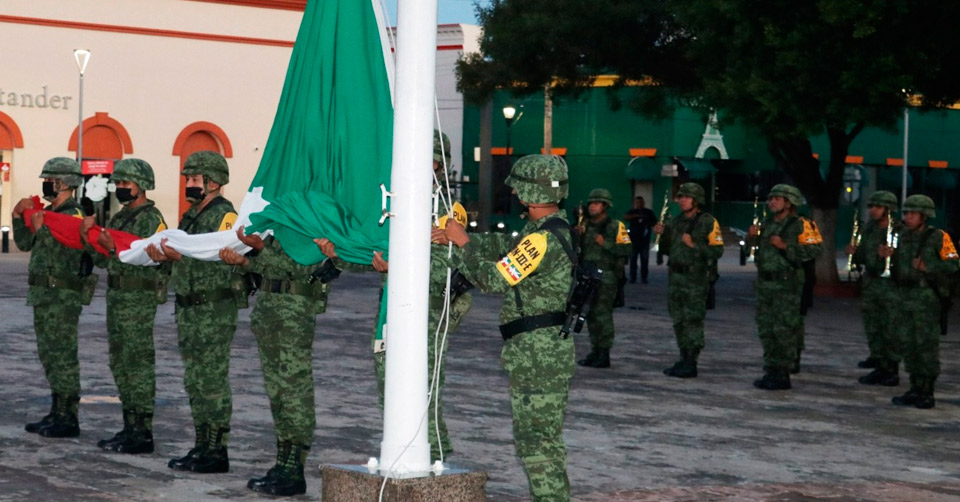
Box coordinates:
[28,273,84,291]
[759,270,796,282]
[499,312,566,341]
[108,275,160,291]
[264,279,317,297]
[176,288,234,307]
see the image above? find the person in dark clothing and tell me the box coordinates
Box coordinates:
[624,196,657,284]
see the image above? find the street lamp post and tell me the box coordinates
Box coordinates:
[73,49,91,200]
[503,105,516,168]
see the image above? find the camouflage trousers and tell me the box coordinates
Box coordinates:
[756,277,803,372]
[33,288,83,398]
[861,277,900,367]
[106,288,158,420]
[897,286,940,380]
[667,270,709,355]
[586,276,618,349]
[502,326,574,502]
[374,294,472,461]
[175,298,237,433]
[252,292,318,445]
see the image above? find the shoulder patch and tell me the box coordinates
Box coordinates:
[616,221,632,244]
[798,218,823,245]
[496,232,548,286]
[708,219,724,246]
[218,212,238,232]
[436,201,468,229]
[155,221,167,234]
[939,231,958,261]
[72,209,84,219]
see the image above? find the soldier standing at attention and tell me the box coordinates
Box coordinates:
[748,184,822,391]
[443,154,575,502]
[887,195,958,409]
[576,188,631,369]
[220,227,339,496]
[847,191,902,386]
[13,157,88,438]
[80,159,168,454]
[654,182,724,378]
[145,151,240,473]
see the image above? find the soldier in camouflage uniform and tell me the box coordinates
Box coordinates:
[887,195,959,409]
[748,184,822,390]
[13,157,88,438]
[80,159,168,453]
[220,228,338,496]
[443,154,575,502]
[654,183,724,378]
[576,188,631,369]
[145,151,240,473]
[847,191,901,386]
[317,130,473,463]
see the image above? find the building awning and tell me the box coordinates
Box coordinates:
[626,156,660,180]
[926,168,957,190]
[677,158,716,179]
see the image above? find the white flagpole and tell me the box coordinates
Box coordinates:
[379,0,437,475]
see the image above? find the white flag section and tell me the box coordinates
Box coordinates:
[116,188,270,266]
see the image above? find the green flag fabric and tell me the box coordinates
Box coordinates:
[246,0,394,266]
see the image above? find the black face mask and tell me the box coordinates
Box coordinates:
[42,181,58,200]
[115,187,136,205]
[185,186,204,203]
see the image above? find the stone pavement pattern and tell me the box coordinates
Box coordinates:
[1,248,959,501]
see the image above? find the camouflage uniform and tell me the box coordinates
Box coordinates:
[15,157,87,438]
[753,184,822,390]
[660,183,724,378]
[454,155,574,502]
[890,195,959,409]
[93,159,168,453]
[851,191,901,385]
[244,234,334,496]
[168,152,240,472]
[577,188,631,368]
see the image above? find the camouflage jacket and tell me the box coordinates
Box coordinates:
[755,214,823,275]
[455,210,573,325]
[660,210,724,270]
[580,216,632,275]
[93,200,168,280]
[852,218,902,279]
[170,196,239,294]
[891,225,959,292]
[246,235,331,312]
[13,197,86,305]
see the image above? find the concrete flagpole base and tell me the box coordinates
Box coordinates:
[320,464,487,501]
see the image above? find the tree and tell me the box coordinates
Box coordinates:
[459,0,960,283]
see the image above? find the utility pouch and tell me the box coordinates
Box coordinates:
[155,276,169,305]
[80,274,99,306]
[230,275,249,309]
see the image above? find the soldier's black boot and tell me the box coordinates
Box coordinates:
[577,348,600,367]
[98,408,134,450]
[753,370,791,390]
[169,423,210,471]
[248,441,308,496]
[39,394,80,438]
[591,348,611,368]
[857,356,880,369]
[859,363,900,387]
[112,412,154,454]
[915,379,936,409]
[188,427,230,473]
[892,376,921,406]
[664,350,697,378]
[25,394,59,433]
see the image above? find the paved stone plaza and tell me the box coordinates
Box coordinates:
[1,247,959,501]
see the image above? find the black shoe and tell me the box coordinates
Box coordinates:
[664,359,697,378]
[247,467,281,490]
[169,446,204,471]
[112,429,154,454]
[39,413,80,438]
[857,357,880,369]
[169,425,230,473]
[190,447,230,473]
[592,348,610,368]
[26,394,60,434]
[915,395,936,409]
[892,388,920,406]
[753,372,791,390]
[248,441,308,496]
[98,409,135,450]
[577,350,599,367]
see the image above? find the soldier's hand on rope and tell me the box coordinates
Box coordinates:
[443,220,469,248]
[431,227,450,245]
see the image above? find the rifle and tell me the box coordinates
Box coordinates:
[651,189,670,253]
[747,196,760,262]
[845,209,861,282]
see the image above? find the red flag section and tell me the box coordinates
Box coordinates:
[22,195,140,256]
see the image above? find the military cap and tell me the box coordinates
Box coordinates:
[677,182,706,206]
[902,194,936,218]
[181,151,229,185]
[587,188,614,207]
[112,158,155,191]
[505,154,569,204]
[39,157,83,187]
[768,184,803,206]
[434,130,451,163]
[867,190,898,211]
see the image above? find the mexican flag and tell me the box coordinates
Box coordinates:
[23,0,395,266]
